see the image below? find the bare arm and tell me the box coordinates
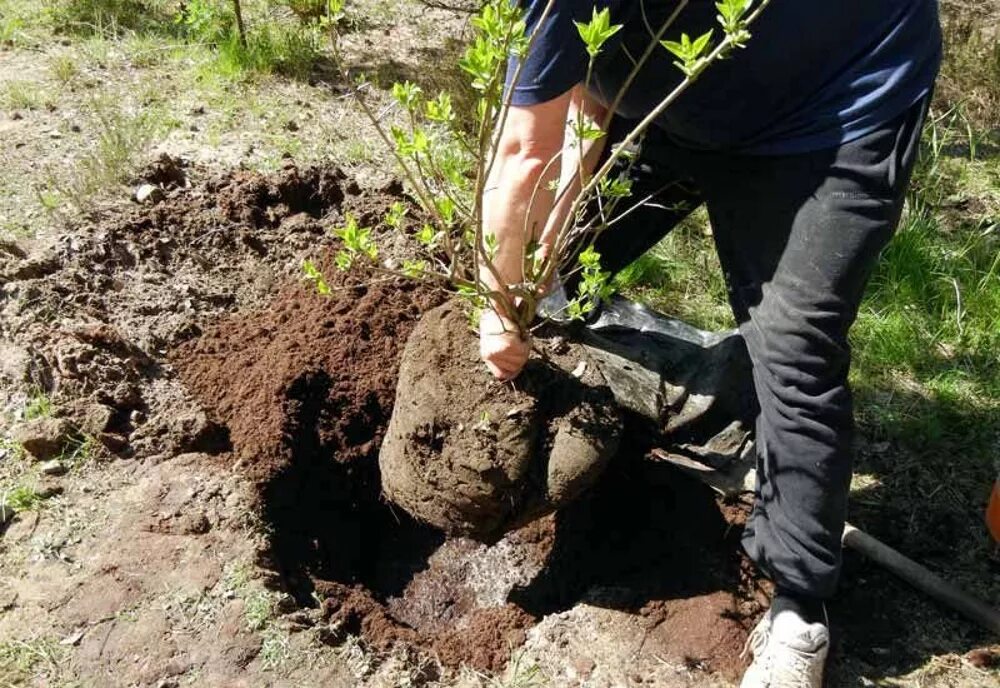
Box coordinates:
[480,90,571,312]
[479,86,608,379]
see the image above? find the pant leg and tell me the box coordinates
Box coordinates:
[564,119,704,289]
[687,97,929,598]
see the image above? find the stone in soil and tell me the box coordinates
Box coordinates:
[10,417,77,461]
[379,301,622,540]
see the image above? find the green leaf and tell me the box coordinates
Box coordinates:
[385,201,407,229]
[574,7,623,58]
[661,29,714,77]
[415,223,441,247]
[302,259,331,295]
[334,250,353,271]
[402,259,427,278]
[425,92,455,123]
[572,115,605,142]
[391,81,423,110]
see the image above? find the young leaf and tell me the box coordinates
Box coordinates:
[302,259,331,295]
[574,7,623,58]
[385,201,407,229]
[391,81,423,111]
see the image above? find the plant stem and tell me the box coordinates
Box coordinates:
[231,0,248,49]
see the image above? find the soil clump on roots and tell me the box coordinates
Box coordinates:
[380,302,623,539]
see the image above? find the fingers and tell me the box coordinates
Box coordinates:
[480,330,530,381]
[481,338,529,380]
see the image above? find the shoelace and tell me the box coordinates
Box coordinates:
[740,619,770,661]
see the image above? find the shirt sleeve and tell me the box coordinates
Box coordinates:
[505,0,598,106]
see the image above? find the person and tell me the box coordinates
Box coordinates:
[478,1,942,686]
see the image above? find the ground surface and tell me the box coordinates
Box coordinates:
[1,1,998,687]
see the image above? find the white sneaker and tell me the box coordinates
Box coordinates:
[739,606,830,688]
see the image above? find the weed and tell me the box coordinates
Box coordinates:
[936,5,1000,131]
[0,12,27,46]
[50,53,80,83]
[62,434,96,467]
[243,589,274,631]
[0,438,26,463]
[0,637,65,686]
[259,626,291,671]
[177,0,325,80]
[1,80,47,111]
[58,93,165,208]
[24,390,52,420]
[222,559,254,592]
[35,186,63,213]
[2,485,42,511]
[49,0,172,37]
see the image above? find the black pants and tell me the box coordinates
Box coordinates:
[588,97,929,598]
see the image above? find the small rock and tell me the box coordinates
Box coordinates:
[966,648,1000,669]
[10,111,23,121]
[10,417,76,461]
[59,629,85,646]
[39,459,67,476]
[36,480,64,499]
[134,183,165,205]
[80,403,114,435]
[48,130,63,139]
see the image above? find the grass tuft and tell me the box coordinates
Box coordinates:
[0,638,65,686]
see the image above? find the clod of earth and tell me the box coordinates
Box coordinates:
[379,302,623,540]
[9,417,77,461]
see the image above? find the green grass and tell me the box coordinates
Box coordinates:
[2,484,42,511]
[614,207,734,331]
[0,80,50,111]
[24,391,53,420]
[0,638,65,686]
[56,92,167,209]
[50,53,81,83]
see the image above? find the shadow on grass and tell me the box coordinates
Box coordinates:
[832,373,999,683]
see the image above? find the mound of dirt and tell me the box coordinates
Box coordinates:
[172,264,762,677]
[380,302,622,539]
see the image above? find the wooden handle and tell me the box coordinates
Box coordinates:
[842,523,1000,636]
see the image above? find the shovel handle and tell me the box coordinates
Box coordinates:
[842,523,1000,635]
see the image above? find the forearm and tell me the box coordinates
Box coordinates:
[481,146,559,311]
[479,93,572,324]
[540,87,608,264]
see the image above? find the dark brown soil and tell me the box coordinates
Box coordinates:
[3,158,994,686]
[380,302,622,539]
[172,267,763,676]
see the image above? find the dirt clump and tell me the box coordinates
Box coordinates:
[380,302,623,540]
[172,274,761,676]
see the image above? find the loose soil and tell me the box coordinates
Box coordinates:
[171,257,758,676]
[3,160,994,687]
[380,302,622,539]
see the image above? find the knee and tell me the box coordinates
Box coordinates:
[742,281,854,406]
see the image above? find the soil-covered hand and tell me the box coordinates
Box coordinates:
[479,310,530,380]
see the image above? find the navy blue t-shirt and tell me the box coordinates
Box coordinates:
[507,0,941,154]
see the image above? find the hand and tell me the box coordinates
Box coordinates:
[479,309,530,381]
